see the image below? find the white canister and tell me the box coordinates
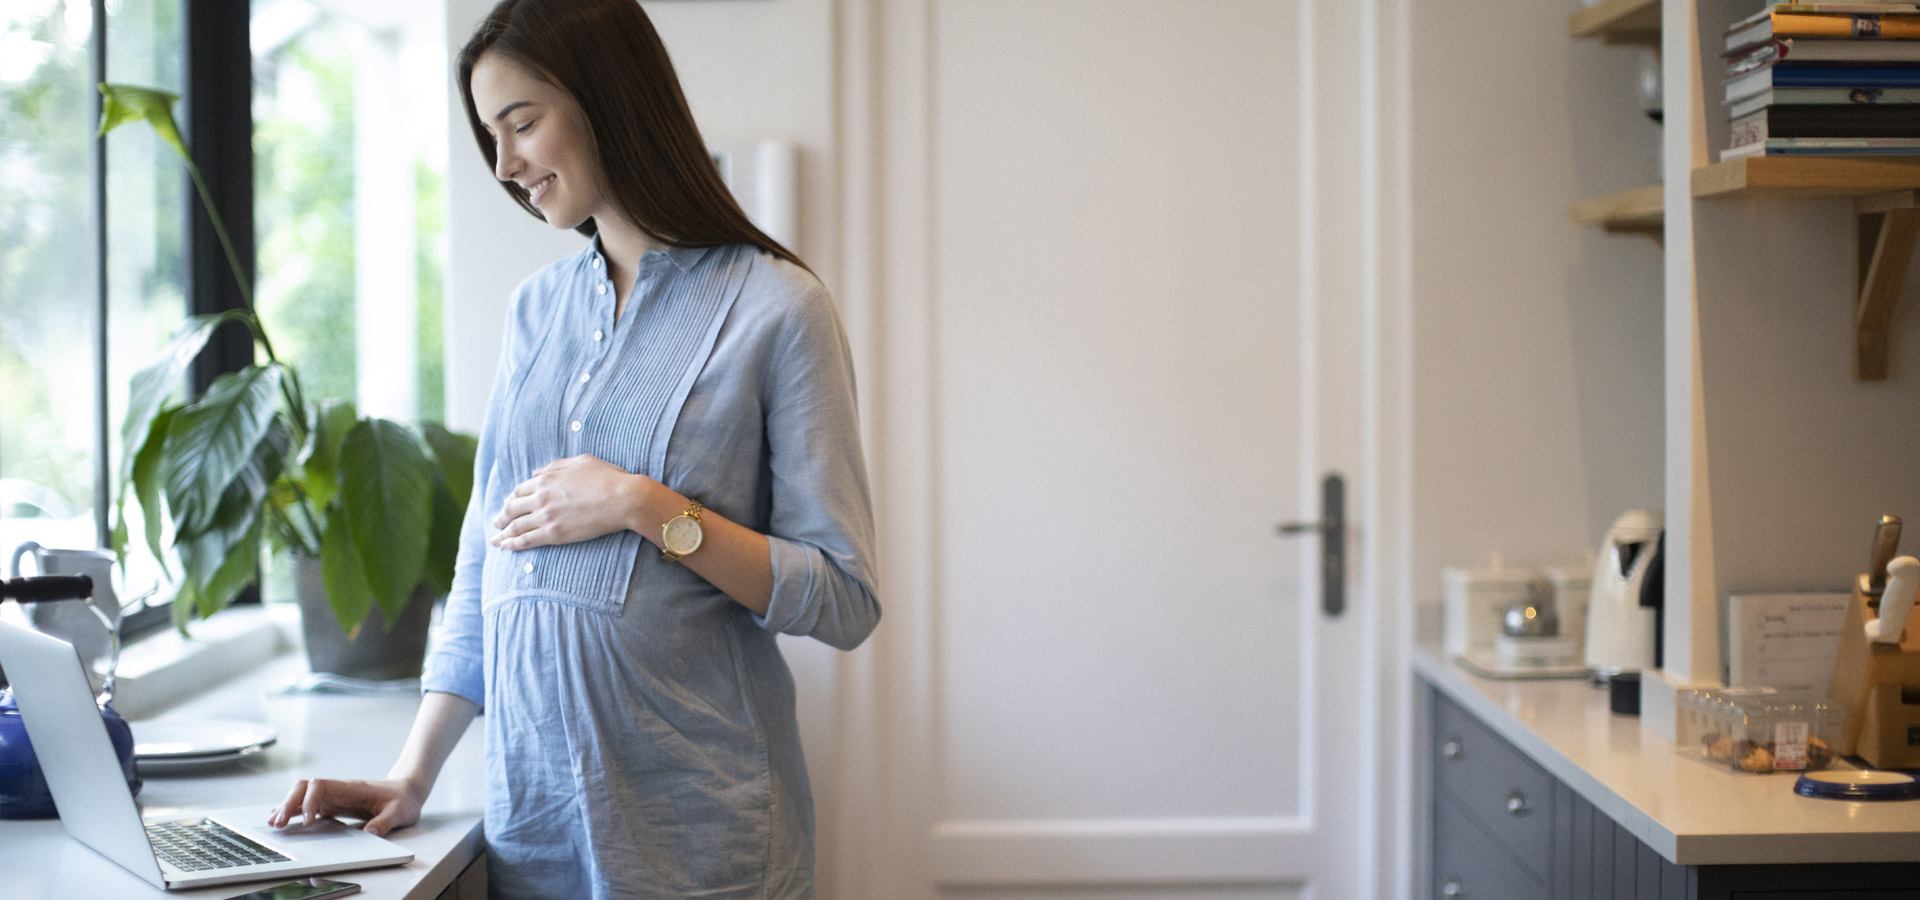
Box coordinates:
[1442,556,1539,659]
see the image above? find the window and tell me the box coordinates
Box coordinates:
[1,2,109,557]
[250,1,448,601]
[0,1,448,631]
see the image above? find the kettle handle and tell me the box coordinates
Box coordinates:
[9,542,41,579]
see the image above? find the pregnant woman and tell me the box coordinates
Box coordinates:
[268,1,881,896]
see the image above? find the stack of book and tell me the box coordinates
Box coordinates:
[1723,2,1920,159]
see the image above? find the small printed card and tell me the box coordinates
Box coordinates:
[1726,592,1850,702]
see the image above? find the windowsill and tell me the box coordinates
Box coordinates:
[111,604,294,719]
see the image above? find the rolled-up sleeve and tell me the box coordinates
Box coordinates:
[755,287,881,651]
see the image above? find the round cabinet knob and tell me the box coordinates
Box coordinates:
[1504,790,1529,816]
[1441,737,1463,760]
[1441,878,1463,898]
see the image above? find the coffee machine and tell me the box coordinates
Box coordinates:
[1584,509,1664,683]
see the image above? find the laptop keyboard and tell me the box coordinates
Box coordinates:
[146,818,292,872]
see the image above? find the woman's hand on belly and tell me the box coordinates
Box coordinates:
[491,454,649,550]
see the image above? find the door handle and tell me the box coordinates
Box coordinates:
[1275,472,1346,618]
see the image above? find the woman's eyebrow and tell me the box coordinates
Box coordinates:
[493,100,534,121]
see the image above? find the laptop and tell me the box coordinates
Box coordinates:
[0,619,413,890]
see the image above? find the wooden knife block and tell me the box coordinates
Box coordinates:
[1828,578,1920,769]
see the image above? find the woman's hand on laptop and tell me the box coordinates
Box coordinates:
[267,777,423,837]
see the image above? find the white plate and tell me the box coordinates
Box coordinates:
[135,744,270,775]
[133,718,278,760]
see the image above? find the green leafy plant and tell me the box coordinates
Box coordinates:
[100,83,476,636]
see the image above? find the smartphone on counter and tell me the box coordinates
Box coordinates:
[220,878,361,900]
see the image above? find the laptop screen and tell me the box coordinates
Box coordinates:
[0,620,169,888]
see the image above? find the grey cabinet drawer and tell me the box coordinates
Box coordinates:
[1433,692,1554,881]
[1433,793,1546,900]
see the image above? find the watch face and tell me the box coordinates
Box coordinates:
[664,515,703,556]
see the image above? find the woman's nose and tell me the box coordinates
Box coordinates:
[494,142,521,184]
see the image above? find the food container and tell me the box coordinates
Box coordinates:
[1680,686,1775,758]
[1702,694,1846,774]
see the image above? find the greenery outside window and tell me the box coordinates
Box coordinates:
[1,0,449,638]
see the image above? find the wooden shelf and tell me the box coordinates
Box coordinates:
[1569,0,1660,46]
[1570,183,1663,234]
[1694,157,1920,380]
[1692,156,1920,198]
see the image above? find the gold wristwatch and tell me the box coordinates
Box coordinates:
[660,500,705,561]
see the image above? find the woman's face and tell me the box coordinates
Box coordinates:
[469,52,608,231]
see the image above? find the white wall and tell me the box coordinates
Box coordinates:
[1408,2,1667,608]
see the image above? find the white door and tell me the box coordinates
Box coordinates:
[830,1,1390,897]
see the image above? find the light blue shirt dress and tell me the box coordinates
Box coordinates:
[420,238,881,898]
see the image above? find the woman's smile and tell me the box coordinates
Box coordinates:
[526,174,556,207]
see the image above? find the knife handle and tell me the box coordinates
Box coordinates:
[1867,556,1919,644]
[1868,515,1903,596]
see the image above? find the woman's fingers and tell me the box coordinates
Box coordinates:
[492,506,545,545]
[300,778,331,826]
[492,490,537,529]
[497,525,553,551]
[268,778,309,827]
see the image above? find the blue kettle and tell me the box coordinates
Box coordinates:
[0,688,141,818]
[0,573,142,818]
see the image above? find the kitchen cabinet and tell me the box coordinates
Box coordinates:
[1418,650,1920,898]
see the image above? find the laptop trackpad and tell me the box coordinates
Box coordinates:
[202,806,411,864]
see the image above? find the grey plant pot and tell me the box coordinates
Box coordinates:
[290,553,434,681]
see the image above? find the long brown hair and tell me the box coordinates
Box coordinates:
[456,0,806,270]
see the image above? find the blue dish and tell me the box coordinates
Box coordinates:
[1794,768,1920,801]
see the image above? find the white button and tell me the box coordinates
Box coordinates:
[597,283,607,295]
[591,256,601,268]
[570,420,583,432]
[579,372,591,384]
[522,562,534,574]
[592,329,604,342]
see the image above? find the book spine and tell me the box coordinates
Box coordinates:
[1772,86,1920,102]
[1768,3,1920,13]
[1732,108,1920,141]
[1731,89,1920,118]
[1769,65,1920,87]
[1771,12,1920,39]
[1723,139,1920,160]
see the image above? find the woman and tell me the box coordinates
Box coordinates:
[266,1,881,896]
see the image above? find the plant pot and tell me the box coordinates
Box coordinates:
[290,553,434,680]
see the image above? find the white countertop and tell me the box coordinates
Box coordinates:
[0,644,486,899]
[1415,646,1920,867]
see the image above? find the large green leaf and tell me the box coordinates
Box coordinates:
[130,405,179,574]
[119,311,250,487]
[319,502,374,637]
[171,579,198,634]
[339,419,434,625]
[191,515,261,620]
[420,422,477,508]
[300,399,358,511]
[421,471,463,597]
[163,365,282,534]
[174,458,268,621]
[418,423,478,598]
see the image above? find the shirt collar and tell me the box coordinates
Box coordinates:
[587,233,712,274]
